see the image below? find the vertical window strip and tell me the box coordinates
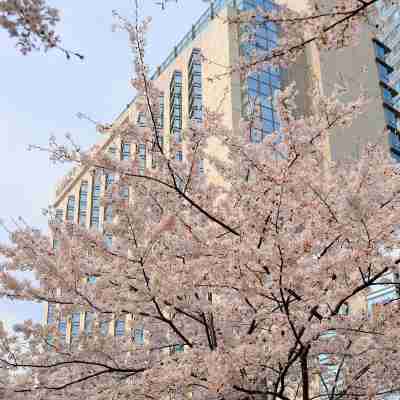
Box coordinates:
[105,233,113,249]
[138,144,146,175]
[55,208,63,222]
[71,312,81,338]
[240,2,281,142]
[176,150,183,162]
[120,185,129,200]
[133,327,144,345]
[78,181,88,226]
[104,205,113,224]
[90,173,101,229]
[198,159,204,175]
[115,319,126,336]
[121,142,131,161]
[100,320,109,336]
[47,303,56,325]
[66,195,75,222]
[189,49,203,122]
[108,145,117,159]
[170,71,183,143]
[59,320,67,342]
[84,312,94,334]
[159,93,164,129]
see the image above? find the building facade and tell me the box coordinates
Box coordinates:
[45,0,400,392]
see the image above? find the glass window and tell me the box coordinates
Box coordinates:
[121,142,131,160]
[378,62,391,84]
[59,320,67,341]
[66,196,75,222]
[189,49,203,122]
[100,320,109,336]
[78,181,88,226]
[115,319,125,336]
[138,144,146,175]
[87,276,97,284]
[170,344,184,354]
[384,107,397,129]
[105,233,113,249]
[176,151,183,161]
[120,185,129,200]
[71,312,80,337]
[52,239,60,251]
[55,208,63,222]
[90,172,101,229]
[134,327,144,345]
[105,173,114,190]
[84,312,94,334]
[47,303,56,324]
[108,146,117,158]
[137,112,146,127]
[374,42,386,60]
[104,206,113,224]
[170,71,183,141]
[198,159,204,175]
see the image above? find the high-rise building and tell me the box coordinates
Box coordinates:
[45,0,399,365]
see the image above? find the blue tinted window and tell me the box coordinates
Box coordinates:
[176,151,183,161]
[78,181,88,226]
[121,142,131,160]
[90,172,101,229]
[378,62,391,84]
[115,319,125,336]
[71,312,80,337]
[134,328,144,345]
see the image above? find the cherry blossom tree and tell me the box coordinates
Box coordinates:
[1,1,400,400]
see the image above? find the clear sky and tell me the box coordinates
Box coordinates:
[0,0,208,330]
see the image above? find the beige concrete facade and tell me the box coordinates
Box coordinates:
[46,1,390,377]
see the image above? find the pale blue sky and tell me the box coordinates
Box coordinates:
[0,0,208,329]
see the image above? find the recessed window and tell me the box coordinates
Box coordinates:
[78,181,88,226]
[66,195,75,221]
[189,49,203,122]
[170,71,183,144]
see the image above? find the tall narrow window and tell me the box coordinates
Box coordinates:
[59,320,67,342]
[66,196,75,222]
[104,205,113,224]
[176,151,183,162]
[47,303,56,325]
[84,312,94,334]
[108,145,117,159]
[105,233,113,249]
[240,3,281,142]
[138,144,146,175]
[133,327,144,345]
[198,159,204,175]
[121,142,131,161]
[158,93,164,129]
[115,319,125,336]
[188,49,203,122]
[170,71,182,143]
[105,173,114,191]
[78,181,88,226]
[55,208,63,222]
[90,172,101,229]
[120,185,129,200]
[71,312,81,339]
[137,112,146,127]
[52,238,60,251]
[100,320,109,336]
